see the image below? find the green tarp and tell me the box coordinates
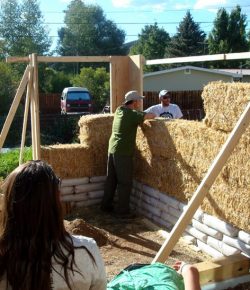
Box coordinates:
[107,262,184,290]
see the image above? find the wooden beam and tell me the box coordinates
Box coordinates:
[194,254,250,285]
[30,53,41,160]
[152,102,250,263]
[146,51,250,65]
[6,56,29,63]
[6,56,112,63]
[0,65,30,150]
[37,56,112,63]
[19,67,33,165]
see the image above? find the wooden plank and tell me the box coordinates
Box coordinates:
[0,65,30,150]
[31,53,41,159]
[6,55,112,63]
[6,56,29,63]
[129,55,145,110]
[38,56,112,63]
[146,51,250,65]
[152,102,250,263]
[110,56,129,112]
[146,54,225,65]
[19,67,33,165]
[194,254,250,285]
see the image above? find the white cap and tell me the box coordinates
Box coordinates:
[159,90,170,99]
[124,90,144,103]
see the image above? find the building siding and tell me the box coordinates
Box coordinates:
[144,69,234,91]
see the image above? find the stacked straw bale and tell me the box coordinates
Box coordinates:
[41,144,94,178]
[202,81,250,132]
[135,116,249,232]
[78,114,114,176]
[78,113,113,147]
[135,119,227,200]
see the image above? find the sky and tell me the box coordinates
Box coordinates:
[39,0,250,51]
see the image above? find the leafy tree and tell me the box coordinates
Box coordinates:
[130,23,170,72]
[208,5,248,67]
[70,67,109,112]
[0,62,18,115]
[166,11,206,61]
[0,0,51,57]
[57,0,126,57]
[0,0,21,57]
[41,68,71,93]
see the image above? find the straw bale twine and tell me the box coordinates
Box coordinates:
[202,81,250,132]
[41,144,94,178]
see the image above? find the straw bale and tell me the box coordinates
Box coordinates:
[202,185,250,232]
[202,81,250,132]
[41,144,94,178]
[78,113,113,147]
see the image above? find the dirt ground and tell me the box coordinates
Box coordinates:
[65,205,250,289]
[65,205,211,281]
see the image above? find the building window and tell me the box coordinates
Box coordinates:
[184,68,191,74]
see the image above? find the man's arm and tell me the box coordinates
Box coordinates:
[144,113,156,120]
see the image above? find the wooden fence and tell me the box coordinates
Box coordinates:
[39,90,205,120]
[39,93,61,114]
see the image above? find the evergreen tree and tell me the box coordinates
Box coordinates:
[208,5,248,68]
[57,0,126,57]
[166,11,206,60]
[208,8,229,54]
[130,23,170,72]
[228,5,248,53]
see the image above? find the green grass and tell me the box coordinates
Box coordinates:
[0,147,32,179]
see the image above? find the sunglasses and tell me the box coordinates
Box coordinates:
[162,95,170,99]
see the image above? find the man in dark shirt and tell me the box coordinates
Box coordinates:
[101,90,155,218]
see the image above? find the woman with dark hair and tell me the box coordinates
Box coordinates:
[0,160,106,290]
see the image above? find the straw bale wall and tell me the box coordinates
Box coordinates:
[134,119,249,232]
[75,109,249,232]
[202,81,250,132]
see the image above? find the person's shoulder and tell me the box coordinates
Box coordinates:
[149,104,160,109]
[171,103,180,108]
[71,234,98,250]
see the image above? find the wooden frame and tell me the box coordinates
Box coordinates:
[1,54,144,160]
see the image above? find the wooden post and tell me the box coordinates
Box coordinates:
[152,101,250,263]
[19,66,33,165]
[29,55,37,159]
[0,66,30,150]
[30,53,41,159]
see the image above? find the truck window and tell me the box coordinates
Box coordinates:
[67,91,90,101]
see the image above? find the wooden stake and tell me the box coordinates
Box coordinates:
[0,65,30,150]
[152,102,250,263]
[19,66,33,165]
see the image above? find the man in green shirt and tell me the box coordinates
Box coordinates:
[101,90,156,218]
